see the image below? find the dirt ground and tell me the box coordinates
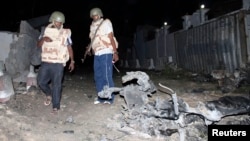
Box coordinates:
[0,65,249,141]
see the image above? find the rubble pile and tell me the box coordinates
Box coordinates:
[103,71,250,141]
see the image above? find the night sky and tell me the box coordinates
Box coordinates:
[2,0,239,59]
[1,0,215,33]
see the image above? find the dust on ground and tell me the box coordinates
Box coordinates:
[0,66,249,141]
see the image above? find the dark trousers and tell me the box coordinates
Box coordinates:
[37,62,64,109]
[94,53,115,103]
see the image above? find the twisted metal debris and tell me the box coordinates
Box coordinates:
[99,71,250,141]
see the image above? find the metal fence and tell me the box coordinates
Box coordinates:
[123,9,250,74]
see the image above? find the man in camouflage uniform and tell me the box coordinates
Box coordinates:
[37,11,75,114]
[88,7,119,104]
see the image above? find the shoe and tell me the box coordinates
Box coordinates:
[94,100,101,104]
[50,108,59,115]
[104,101,111,104]
[44,96,51,106]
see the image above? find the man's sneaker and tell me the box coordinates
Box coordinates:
[94,100,101,104]
[104,101,111,104]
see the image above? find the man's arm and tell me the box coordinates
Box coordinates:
[67,45,75,72]
[108,32,119,63]
[37,37,52,47]
[68,45,74,63]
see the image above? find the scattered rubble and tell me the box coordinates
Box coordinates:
[99,71,250,141]
[0,61,15,103]
[1,69,250,141]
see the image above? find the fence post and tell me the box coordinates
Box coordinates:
[135,59,140,69]
[125,60,129,68]
[148,58,155,70]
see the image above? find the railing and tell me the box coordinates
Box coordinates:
[121,9,250,74]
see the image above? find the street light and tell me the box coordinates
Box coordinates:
[200,4,205,9]
[200,4,208,24]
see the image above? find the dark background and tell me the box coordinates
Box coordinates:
[1,0,216,36]
[1,0,215,32]
[0,0,242,62]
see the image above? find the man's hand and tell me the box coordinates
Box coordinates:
[43,36,52,42]
[85,50,92,56]
[85,46,92,56]
[81,45,93,63]
[68,61,75,72]
[37,36,52,47]
[112,52,119,63]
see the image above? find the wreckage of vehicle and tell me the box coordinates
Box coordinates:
[98,71,250,140]
[158,83,250,125]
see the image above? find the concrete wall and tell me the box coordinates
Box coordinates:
[0,21,40,82]
[0,32,18,64]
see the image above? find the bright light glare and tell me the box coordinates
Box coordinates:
[164,22,167,26]
[200,4,205,9]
